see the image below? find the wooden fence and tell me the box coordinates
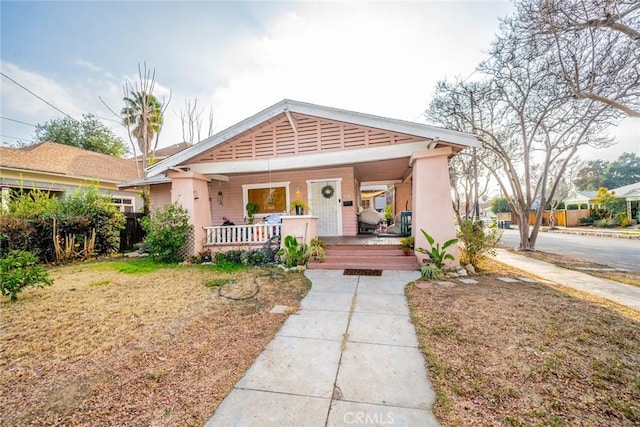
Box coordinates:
[500,209,592,227]
[120,212,145,251]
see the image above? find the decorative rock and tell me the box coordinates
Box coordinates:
[456,268,468,277]
[517,277,538,283]
[498,277,520,283]
[459,278,479,285]
[124,252,140,258]
[436,281,455,287]
[269,305,289,314]
[465,264,477,275]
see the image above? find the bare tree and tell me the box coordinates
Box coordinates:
[427,79,512,226]
[176,98,214,143]
[516,0,640,117]
[428,19,615,250]
[448,152,493,225]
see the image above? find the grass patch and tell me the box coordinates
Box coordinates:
[407,260,640,426]
[88,279,110,287]
[203,278,232,288]
[1,263,309,426]
[87,258,176,274]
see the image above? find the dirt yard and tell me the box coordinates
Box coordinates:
[407,259,640,426]
[0,259,310,426]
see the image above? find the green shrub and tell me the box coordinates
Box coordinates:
[457,220,502,268]
[579,216,595,226]
[415,229,458,269]
[420,263,444,280]
[490,196,511,213]
[214,248,276,266]
[1,186,125,262]
[140,203,192,263]
[0,215,34,253]
[0,250,53,301]
[59,186,125,255]
[594,218,617,228]
[276,235,309,268]
[5,188,59,218]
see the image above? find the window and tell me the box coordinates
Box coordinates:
[112,197,134,213]
[242,182,290,217]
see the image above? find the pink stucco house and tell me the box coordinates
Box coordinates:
[120,99,478,267]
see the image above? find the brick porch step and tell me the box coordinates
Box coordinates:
[307,244,419,271]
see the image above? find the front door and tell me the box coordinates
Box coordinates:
[307,179,342,236]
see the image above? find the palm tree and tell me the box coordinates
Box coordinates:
[121,90,163,176]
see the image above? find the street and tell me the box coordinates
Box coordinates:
[500,229,640,272]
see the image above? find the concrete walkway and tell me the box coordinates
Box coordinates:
[205,269,439,427]
[495,249,640,311]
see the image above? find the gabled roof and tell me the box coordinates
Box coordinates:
[146,99,479,178]
[0,141,139,183]
[610,181,640,197]
[134,142,192,161]
[564,190,597,201]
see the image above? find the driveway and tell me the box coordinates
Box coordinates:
[500,228,640,272]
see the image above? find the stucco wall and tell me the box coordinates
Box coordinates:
[207,166,357,235]
[150,183,172,211]
[411,147,459,265]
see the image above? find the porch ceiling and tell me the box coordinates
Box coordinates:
[354,158,410,183]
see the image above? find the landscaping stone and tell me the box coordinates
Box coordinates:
[459,278,479,285]
[517,277,538,283]
[269,305,289,314]
[435,281,456,287]
[497,277,520,283]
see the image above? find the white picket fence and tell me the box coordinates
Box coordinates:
[204,224,281,245]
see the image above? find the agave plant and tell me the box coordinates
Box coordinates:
[416,229,458,269]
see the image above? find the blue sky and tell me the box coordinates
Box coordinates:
[1,1,638,161]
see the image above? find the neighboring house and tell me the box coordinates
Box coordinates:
[563,183,640,223]
[563,190,598,209]
[119,99,478,263]
[611,181,640,222]
[134,142,192,171]
[0,141,142,212]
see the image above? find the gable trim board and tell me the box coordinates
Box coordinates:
[146,99,479,178]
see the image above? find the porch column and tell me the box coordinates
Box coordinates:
[167,170,212,256]
[410,147,459,266]
[394,182,412,216]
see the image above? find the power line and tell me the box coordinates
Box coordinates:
[0,116,36,127]
[0,133,36,142]
[0,72,78,121]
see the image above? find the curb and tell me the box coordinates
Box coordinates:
[544,228,640,240]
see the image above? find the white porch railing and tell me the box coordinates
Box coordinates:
[204,224,281,246]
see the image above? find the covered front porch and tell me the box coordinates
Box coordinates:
[133,100,479,265]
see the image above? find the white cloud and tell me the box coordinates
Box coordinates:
[208,2,511,132]
[74,58,103,73]
[3,1,636,161]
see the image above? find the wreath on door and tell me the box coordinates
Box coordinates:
[321,184,334,199]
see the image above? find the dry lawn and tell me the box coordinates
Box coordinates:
[0,259,310,426]
[407,259,640,426]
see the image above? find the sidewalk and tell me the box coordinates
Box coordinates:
[494,249,640,311]
[205,269,439,427]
